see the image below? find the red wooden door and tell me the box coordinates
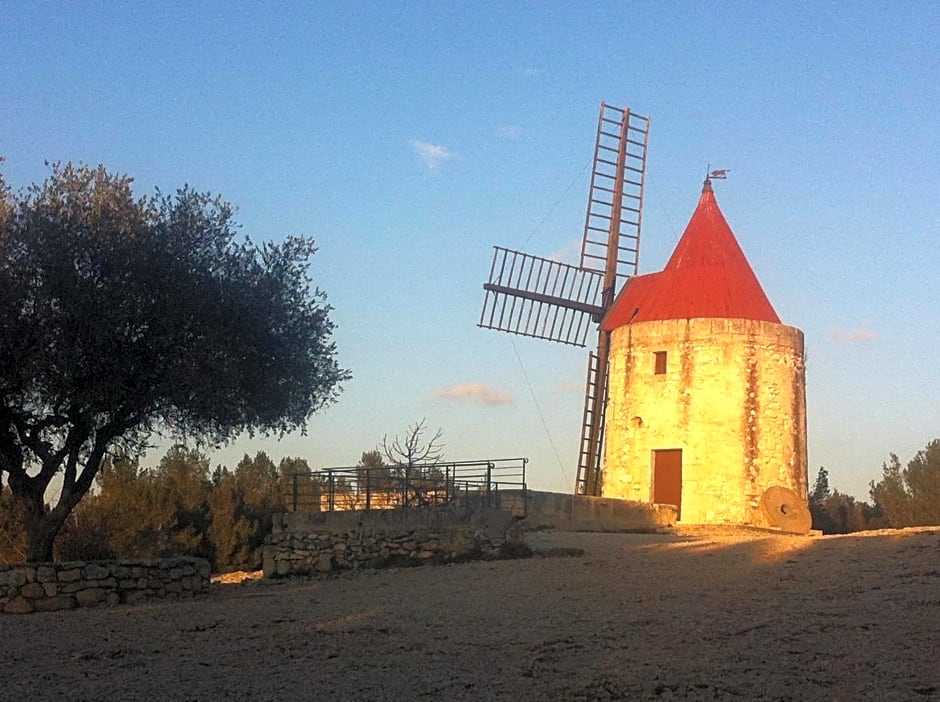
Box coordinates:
[653,449,683,520]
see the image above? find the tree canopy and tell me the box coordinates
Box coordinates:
[0,162,349,560]
[870,439,940,528]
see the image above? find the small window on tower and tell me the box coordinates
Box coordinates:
[654,351,667,375]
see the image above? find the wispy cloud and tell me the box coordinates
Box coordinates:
[548,239,581,266]
[410,139,453,170]
[495,125,523,139]
[431,383,513,406]
[830,328,878,343]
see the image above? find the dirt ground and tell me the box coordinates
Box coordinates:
[2,526,938,701]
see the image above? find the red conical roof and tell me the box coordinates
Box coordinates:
[602,179,780,330]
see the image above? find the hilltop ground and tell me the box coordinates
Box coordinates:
[2,526,938,701]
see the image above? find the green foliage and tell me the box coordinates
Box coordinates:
[0,489,28,562]
[208,452,284,572]
[0,157,9,228]
[278,456,322,512]
[810,466,831,502]
[870,439,940,527]
[13,445,299,571]
[55,449,214,562]
[808,466,886,534]
[357,449,395,491]
[0,162,349,560]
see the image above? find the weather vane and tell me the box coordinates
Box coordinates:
[706,164,730,180]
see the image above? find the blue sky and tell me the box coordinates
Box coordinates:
[2,2,937,499]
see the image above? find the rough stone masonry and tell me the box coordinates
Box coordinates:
[0,557,211,614]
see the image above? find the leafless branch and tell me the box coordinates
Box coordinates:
[381,418,445,471]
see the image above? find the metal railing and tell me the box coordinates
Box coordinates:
[284,458,527,513]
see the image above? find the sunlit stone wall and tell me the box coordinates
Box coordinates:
[263,506,523,578]
[603,317,807,524]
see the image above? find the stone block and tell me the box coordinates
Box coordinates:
[58,568,82,583]
[21,583,46,599]
[4,596,34,614]
[42,582,58,597]
[36,566,57,583]
[315,554,333,573]
[76,588,106,607]
[275,559,291,576]
[82,563,111,580]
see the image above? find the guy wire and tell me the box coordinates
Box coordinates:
[509,336,571,491]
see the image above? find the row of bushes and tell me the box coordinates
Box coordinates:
[0,446,312,572]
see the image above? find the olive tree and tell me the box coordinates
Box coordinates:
[0,162,349,561]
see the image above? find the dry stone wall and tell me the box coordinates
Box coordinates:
[0,557,210,614]
[264,506,522,578]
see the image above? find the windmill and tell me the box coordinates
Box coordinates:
[478,103,650,496]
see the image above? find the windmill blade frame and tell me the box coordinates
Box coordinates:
[477,102,650,497]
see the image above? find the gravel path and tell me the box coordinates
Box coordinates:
[3,526,938,701]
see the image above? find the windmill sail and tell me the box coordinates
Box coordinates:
[478,102,649,497]
[479,246,605,347]
[579,104,650,287]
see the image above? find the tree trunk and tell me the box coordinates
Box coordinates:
[17,491,66,563]
[26,516,61,562]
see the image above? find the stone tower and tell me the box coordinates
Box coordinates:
[600,178,807,524]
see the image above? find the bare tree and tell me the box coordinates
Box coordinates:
[382,419,444,475]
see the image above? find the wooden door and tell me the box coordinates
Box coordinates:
[653,449,682,520]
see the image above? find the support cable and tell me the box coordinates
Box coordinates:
[509,337,571,491]
[650,177,681,243]
[521,160,592,248]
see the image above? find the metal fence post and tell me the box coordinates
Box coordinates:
[486,462,493,507]
[327,470,335,512]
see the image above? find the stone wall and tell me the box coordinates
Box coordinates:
[510,490,677,532]
[0,557,211,614]
[264,506,521,578]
